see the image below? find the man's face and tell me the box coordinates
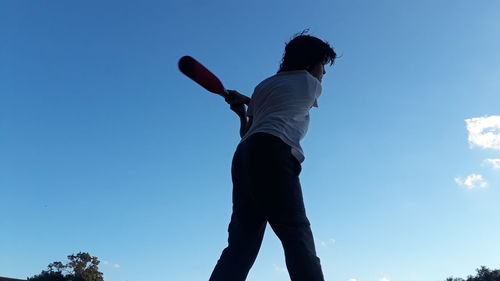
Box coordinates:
[308,62,326,82]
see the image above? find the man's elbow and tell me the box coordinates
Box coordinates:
[245,117,253,134]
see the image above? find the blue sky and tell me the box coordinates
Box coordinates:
[1,1,500,281]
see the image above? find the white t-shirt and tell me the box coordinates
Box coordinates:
[240,70,322,163]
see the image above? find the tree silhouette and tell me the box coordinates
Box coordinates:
[446,266,500,281]
[28,252,104,281]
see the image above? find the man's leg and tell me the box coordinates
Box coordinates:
[208,208,266,281]
[266,176,324,281]
[249,133,325,281]
[209,144,267,281]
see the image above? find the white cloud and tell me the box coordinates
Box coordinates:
[102,260,120,269]
[320,238,336,247]
[484,158,500,169]
[455,174,488,189]
[465,115,500,150]
[348,279,357,281]
[380,278,390,281]
[273,264,287,273]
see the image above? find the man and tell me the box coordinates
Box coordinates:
[209,32,336,281]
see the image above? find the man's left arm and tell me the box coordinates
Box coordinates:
[225,90,251,138]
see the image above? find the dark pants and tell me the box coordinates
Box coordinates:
[209,132,325,281]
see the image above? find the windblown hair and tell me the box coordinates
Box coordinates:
[278,31,336,73]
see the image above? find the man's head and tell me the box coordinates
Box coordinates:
[278,31,336,82]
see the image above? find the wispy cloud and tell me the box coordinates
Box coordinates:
[483,158,500,169]
[465,115,500,150]
[320,238,336,247]
[273,264,287,273]
[102,260,121,269]
[455,174,488,189]
[380,278,391,281]
[348,279,357,281]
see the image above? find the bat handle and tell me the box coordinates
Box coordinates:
[223,89,251,105]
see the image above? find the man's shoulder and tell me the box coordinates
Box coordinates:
[256,73,278,87]
[257,71,310,87]
[253,70,320,99]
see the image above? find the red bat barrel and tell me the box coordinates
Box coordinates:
[178,56,226,96]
